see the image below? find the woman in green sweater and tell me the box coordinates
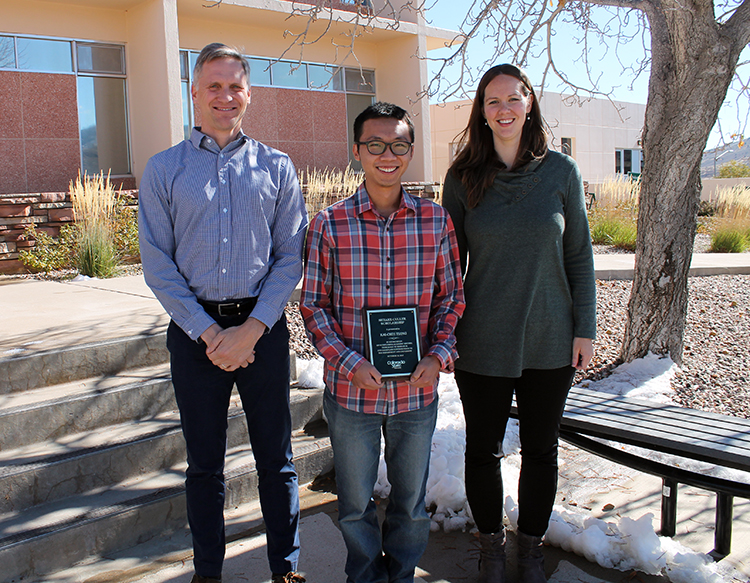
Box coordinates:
[442,64,596,583]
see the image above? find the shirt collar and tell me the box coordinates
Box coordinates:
[353,182,416,218]
[189,127,249,153]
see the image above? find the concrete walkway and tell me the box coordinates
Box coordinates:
[2,253,749,582]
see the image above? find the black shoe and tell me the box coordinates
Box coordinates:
[272,572,306,583]
[190,575,221,583]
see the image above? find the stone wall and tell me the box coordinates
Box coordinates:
[0,190,138,274]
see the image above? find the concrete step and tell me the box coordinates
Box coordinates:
[0,386,324,513]
[0,362,173,450]
[0,427,333,583]
[1,332,169,394]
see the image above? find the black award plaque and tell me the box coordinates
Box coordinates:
[363,306,422,379]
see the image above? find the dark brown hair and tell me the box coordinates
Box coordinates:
[449,64,547,208]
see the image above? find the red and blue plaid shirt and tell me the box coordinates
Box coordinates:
[301,184,465,415]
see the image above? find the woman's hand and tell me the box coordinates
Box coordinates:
[571,337,594,371]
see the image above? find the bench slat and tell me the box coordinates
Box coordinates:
[509,387,750,473]
[568,390,750,438]
[565,396,750,448]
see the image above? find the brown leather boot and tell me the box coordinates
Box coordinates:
[516,530,546,583]
[477,529,506,583]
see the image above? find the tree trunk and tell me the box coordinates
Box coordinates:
[620,0,743,364]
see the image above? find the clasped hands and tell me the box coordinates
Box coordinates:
[200,317,267,372]
[352,354,441,391]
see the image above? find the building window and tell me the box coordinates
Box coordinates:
[0,34,130,176]
[250,58,272,86]
[271,60,308,89]
[347,94,375,170]
[615,149,642,176]
[308,64,343,91]
[77,43,124,74]
[0,35,14,68]
[77,76,129,175]
[17,37,73,73]
[561,137,573,156]
[345,68,375,93]
[76,43,129,175]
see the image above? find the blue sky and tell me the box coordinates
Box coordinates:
[423,1,748,150]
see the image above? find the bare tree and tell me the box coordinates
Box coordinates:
[423,0,750,365]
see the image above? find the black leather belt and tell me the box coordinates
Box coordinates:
[198,297,257,317]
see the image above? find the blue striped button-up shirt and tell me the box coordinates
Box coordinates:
[139,128,308,341]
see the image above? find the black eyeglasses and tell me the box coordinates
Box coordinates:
[355,140,413,156]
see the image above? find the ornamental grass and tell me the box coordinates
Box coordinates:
[588,175,639,251]
[301,166,361,215]
[70,172,119,278]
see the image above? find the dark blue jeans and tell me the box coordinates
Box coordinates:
[324,391,438,583]
[167,314,299,578]
[455,366,575,537]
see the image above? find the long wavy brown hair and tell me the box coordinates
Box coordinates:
[449,64,547,208]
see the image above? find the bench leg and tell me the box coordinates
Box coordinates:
[660,478,677,537]
[712,493,733,559]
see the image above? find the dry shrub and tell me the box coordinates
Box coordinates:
[300,166,361,215]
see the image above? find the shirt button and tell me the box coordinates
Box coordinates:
[221,179,226,184]
[223,208,228,213]
[386,284,390,289]
[223,238,228,243]
[222,268,227,274]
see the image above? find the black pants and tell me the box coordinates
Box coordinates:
[455,366,575,537]
[167,314,300,578]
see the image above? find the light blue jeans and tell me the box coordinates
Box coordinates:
[324,391,438,583]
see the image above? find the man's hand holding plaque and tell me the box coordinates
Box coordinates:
[363,306,422,379]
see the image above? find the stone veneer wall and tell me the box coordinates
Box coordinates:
[0,190,138,274]
[0,71,82,195]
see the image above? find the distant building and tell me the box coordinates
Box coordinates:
[430,92,646,185]
[0,0,454,195]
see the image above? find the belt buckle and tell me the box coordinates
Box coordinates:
[217,302,239,317]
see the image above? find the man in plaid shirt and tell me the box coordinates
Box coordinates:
[301,102,465,583]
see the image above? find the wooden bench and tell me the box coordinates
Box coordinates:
[510,386,750,558]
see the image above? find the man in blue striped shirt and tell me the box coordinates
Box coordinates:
[139,43,308,583]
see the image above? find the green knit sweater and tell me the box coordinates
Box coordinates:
[442,151,596,377]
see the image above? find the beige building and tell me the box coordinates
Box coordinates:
[430,92,646,186]
[0,0,455,195]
